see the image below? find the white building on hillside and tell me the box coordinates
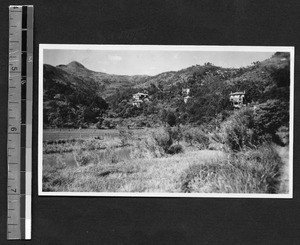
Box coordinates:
[132,92,149,107]
[229,91,246,109]
[182,88,191,103]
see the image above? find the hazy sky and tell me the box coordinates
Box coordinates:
[44,49,274,76]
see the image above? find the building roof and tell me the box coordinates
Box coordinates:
[230,91,245,96]
[133,92,148,96]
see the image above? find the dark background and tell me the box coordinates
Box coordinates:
[0,0,299,244]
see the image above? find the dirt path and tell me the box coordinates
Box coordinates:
[276,146,289,194]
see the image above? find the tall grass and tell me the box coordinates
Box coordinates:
[118,127,134,146]
[43,161,141,192]
[183,127,210,149]
[130,135,164,159]
[179,144,283,193]
[220,107,257,152]
[43,148,223,193]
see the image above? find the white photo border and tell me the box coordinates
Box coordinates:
[38,44,294,198]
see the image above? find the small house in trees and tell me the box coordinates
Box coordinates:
[229,91,246,109]
[182,88,190,103]
[132,92,149,107]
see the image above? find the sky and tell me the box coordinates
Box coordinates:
[43,48,274,76]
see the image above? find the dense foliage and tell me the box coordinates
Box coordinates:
[220,99,289,152]
[44,52,290,132]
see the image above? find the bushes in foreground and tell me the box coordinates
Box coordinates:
[183,127,210,149]
[151,127,173,153]
[220,100,289,152]
[130,127,185,158]
[220,107,257,151]
[167,144,184,155]
[130,136,164,159]
[179,144,283,193]
[118,127,134,146]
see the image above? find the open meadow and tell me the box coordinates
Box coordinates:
[43,121,289,194]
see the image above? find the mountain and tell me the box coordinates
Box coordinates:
[43,52,290,128]
[45,61,150,98]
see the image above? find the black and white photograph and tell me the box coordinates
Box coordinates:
[39,45,294,197]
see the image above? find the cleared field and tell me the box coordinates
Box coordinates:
[42,126,288,194]
[43,128,147,141]
[43,129,119,141]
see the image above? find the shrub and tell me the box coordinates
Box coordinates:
[103,119,116,129]
[168,126,183,143]
[73,148,92,166]
[104,146,120,164]
[220,107,257,152]
[130,135,164,159]
[167,144,184,155]
[179,144,283,193]
[102,119,110,128]
[221,101,289,152]
[83,138,103,151]
[118,128,134,146]
[253,99,289,139]
[183,127,194,145]
[193,131,210,149]
[96,122,102,129]
[96,117,104,129]
[151,127,173,153]
[179,164,205,193]
[166,111,177,126]
[183,127,210,149]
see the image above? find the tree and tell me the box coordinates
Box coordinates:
[96,117,105,129]
[166,111,177,127]
[160,109,168,125]
[253,99,289,137]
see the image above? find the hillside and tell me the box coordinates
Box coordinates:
[45,61,150,98]
[43,52,290,128]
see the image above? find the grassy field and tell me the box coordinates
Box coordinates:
[43,148,226,192]
[42,127,288,194]
[43,128,147,141]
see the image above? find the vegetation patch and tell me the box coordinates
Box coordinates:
[179,144,283,193]
[183,127,210,149]
[167,144,184,155]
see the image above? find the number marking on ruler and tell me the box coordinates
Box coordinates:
[7,5,33,240]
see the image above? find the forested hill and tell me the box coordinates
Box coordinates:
[43,52,290,128]
[44,61,149,99]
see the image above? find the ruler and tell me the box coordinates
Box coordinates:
[7,5,33,240]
